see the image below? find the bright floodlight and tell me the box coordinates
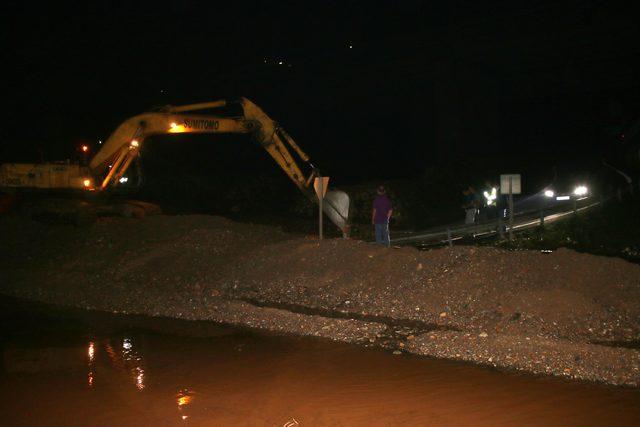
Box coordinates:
[544,190,554,198]
[83,179,91,188]
[119,176,128,184]
[573,185,588,196]
[170,122,177,129]
[130,139,139,148]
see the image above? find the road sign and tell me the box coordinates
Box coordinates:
[500,174,521,195]
[314,177,329,199]
[500,174,520,241]
[314,176,329,240]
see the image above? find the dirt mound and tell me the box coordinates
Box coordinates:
[2,214,639,342]
[0,215,288,299]
[227,240,640,341]
[2,214,640,385]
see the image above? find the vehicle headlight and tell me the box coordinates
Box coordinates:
[573,185,588,196]
[544,190,554,198]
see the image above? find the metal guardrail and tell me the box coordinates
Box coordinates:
[390,183,636,247]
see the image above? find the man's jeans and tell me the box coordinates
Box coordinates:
[375,223,390,247]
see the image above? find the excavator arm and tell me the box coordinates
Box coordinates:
[88,98,350,235]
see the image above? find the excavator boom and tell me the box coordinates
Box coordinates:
[87,98,349,234]
[0,98,349,234]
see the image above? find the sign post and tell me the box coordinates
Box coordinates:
[314,176,330,240]
[500,174,521,242]
[508,178,514,241]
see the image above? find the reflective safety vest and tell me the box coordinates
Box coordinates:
[483,187,497,206]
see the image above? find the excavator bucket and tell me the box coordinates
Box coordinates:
[322,190,350,237]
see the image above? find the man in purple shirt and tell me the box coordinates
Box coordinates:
[372,185,393,247]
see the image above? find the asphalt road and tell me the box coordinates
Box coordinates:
[390,195,599,246]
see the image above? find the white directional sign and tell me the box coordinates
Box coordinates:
[313,177,330,199]
[500,174,521,195]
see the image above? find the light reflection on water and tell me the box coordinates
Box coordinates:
[1,297,640,426]
[84,338,195,422]
[122,338,145,390]
[87,341,95,387]
[176,389,195,421]
[89,337,147,391]
[55,333,640,425]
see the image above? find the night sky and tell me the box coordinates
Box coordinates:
[2,0,639,185]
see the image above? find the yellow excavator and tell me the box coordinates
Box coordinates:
[0,98,350,235]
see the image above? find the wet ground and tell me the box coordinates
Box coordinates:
[1,297,640,426]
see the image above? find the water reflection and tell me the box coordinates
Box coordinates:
[122,338,145,390]
[2,293,638,426]
[87,341,95,387]
[119,338,145,390]
[135,366,145,390]
[88,342,95,362]
[86,338,147,391]
[176,389,195,421]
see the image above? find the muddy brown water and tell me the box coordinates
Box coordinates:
[1,297,639,426]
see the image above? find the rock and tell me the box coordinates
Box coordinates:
[393,350,402,355]
[479,332,488,338]
[440,312,447,318]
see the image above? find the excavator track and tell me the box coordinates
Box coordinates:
[13,195,161,225]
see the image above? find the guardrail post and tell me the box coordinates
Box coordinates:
[447,228,452,247]
[508,184,514,242]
